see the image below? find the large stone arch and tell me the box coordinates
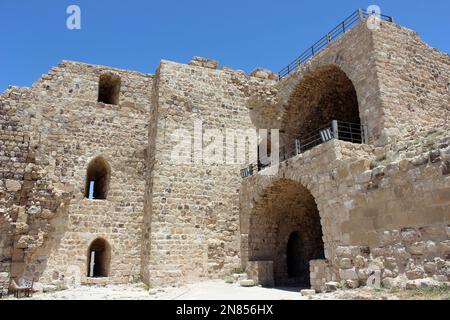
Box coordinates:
[280,64,362,146]
[245,178,325,287]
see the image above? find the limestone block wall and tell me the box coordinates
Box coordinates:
[0,61,152,286]
[240,19,449,291]
[143,59,275,286]
[0,85,70,284]
[240,139,449,291]
[140,68,160,284]
[372,22,450,146]
[0,87,33,283]
[333,142,450,288]
[0,215,13,274]
[0,16,448,291]
[240,140,373,270]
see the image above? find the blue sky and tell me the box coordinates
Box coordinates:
[1,0,449,92]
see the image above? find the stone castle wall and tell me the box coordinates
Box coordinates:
[240,20,450,291]
[143,59,275,286]
[241,139,449,291]
[373,22,450,147]
[1,61,152,287]
[0,18,448,292]
[0,86,32,288]
[332,142,449,290]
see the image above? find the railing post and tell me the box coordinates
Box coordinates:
[277,9,393,82]
[362,125,369,144]
[358,8,364,20]
[332,120,339,140]
[295,139,301,155]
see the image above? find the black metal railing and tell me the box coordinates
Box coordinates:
[278,8,394,80]
[240,120,367,178]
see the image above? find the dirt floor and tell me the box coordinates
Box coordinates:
[2,280,449,300]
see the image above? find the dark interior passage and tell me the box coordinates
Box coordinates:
[287,231,304,278]
[248,179,325,288]
[98,73,121,105]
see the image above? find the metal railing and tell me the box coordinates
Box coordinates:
[240,120,367,178]
[278,8,394,80]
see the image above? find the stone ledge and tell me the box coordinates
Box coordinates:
[189,57,219,69]
[250,68,278,80]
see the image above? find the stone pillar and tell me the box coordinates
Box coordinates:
[246,261,274,287]
[310,259,334,293]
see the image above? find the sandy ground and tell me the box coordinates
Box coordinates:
[2,280,449,300]
[5,281,305,300]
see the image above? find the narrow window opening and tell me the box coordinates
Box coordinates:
[88,181,95,200]
[87,238,111,278]
[98,73,121,105]
[85,157,111,200]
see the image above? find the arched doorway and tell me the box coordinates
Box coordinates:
[248,179,324,287]
[87,238,111,278]
[85,156,111,200]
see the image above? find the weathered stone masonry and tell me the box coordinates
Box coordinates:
[1,62,152,288]
[240,20,449,291]
[142,59,275,286]
[0,18,449,291]
[0,56,275,289]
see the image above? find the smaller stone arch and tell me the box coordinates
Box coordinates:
[87,238,111,278]
[247,178,325,287]
[85,156,111,200]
